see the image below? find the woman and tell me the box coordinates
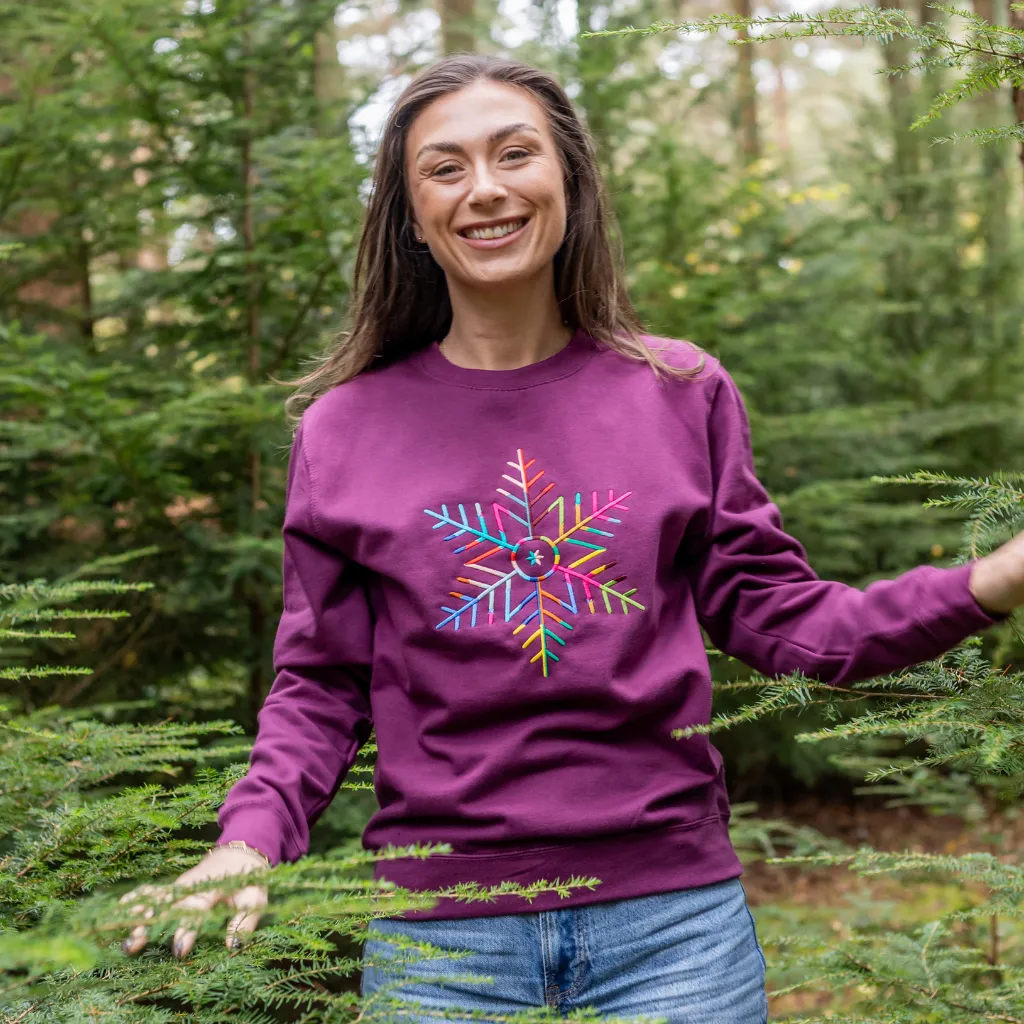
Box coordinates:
[121,55,1023,1022]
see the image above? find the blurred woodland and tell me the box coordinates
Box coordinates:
[2,0,1024,1020]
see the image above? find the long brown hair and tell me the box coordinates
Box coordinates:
[281,55,703,421]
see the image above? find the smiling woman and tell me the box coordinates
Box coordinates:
[407,92,566,303]
[405,83,572,367]
[122,53,1024,1024]
[277,55,704,408]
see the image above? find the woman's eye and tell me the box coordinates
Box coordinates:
[433,163,460,178]
[502,147,530,161]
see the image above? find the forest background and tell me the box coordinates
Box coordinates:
[2,0,1024,1020]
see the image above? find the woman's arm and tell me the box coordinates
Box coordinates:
[215,421,374,864]
[685,368,1014,687]
[968,530,1024,614]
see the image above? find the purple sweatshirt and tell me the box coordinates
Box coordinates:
[216,330,1002,919]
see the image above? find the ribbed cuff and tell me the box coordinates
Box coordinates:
[930,561,1012,643]
[215,804,299,865]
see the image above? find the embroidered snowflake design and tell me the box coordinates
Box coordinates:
[424,449,645,677]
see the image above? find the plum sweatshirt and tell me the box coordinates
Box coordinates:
[215,330,1002,919]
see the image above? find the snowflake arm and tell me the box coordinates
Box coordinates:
[424,502,516,553]
[438,569,517,629]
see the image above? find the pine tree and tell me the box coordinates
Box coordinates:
[4,490,1021,1022]
[583,0,1024,786]
[1,573,614,1023]
[0,0,372,727]
[691,473,1024,1021]
[596,3,1024,188]
[582,14,1024,1016]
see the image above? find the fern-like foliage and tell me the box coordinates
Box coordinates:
[0,576,623,1023]
[587,4,1024,145]
[688,472,1024,1021]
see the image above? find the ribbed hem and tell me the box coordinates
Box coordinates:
[929,561,1012,642]
[371,814,742,921]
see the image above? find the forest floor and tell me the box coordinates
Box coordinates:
[743,798,1024,1019]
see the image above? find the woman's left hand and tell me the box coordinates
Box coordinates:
[969,529,1024,616]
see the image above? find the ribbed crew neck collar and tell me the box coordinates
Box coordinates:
[414,327,596,389]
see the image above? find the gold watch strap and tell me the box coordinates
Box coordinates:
[220,840,271,867]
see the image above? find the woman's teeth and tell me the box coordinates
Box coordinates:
[464,219,525,241]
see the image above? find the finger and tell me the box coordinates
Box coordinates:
[171,889,222,959]
[122,924,149,957]
[172,923,197,960]
[120,884,167,956]
[225,885,268,949]
[172,890,221,914]
[119,882,168,907]
[225,910,262,950]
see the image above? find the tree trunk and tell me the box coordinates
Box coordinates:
[77,218,93,340]
[734,0,760,162]
[574,0,613,169]
[242,18,266,722]
[879,0,919,197]
[1,46,95,339]
[878,0,922,361]
[972,0,1010,300]
[918,0,954,236]
[770,39,791,161]
[313,10,347,137]
[439,0,475,54]
[1011,1,1024,187]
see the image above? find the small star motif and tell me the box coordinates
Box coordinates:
[527,549,544,566]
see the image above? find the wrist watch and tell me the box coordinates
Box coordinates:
[219,840,271,867]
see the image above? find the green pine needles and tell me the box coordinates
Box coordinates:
[587,4,1024,151]
[705,471,1024,1022]
[3,474,1022,1022]
[0,573,611,1024]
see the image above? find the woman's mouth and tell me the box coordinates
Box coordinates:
[457,218,529,248]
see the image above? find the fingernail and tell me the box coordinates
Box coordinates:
[122,938,135,955]
[228,936,243,950]
[172,938,185,958]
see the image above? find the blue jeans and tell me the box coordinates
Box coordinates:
[361,877,768,1023]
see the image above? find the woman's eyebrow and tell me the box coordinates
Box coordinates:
[415,122,541,162]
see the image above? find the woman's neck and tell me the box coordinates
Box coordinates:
[440,278,570,371]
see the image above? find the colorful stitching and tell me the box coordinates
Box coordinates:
[424,449,645,677]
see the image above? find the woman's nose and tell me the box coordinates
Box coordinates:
[468,164,508,205]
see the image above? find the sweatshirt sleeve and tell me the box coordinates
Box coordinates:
[685,367,1006,686]
[215,419,374,864]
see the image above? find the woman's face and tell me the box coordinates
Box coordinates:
[405,79,567,293]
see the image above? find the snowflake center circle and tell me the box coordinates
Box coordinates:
[511,537,559,582]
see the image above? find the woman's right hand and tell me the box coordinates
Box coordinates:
[120,844,270,959]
